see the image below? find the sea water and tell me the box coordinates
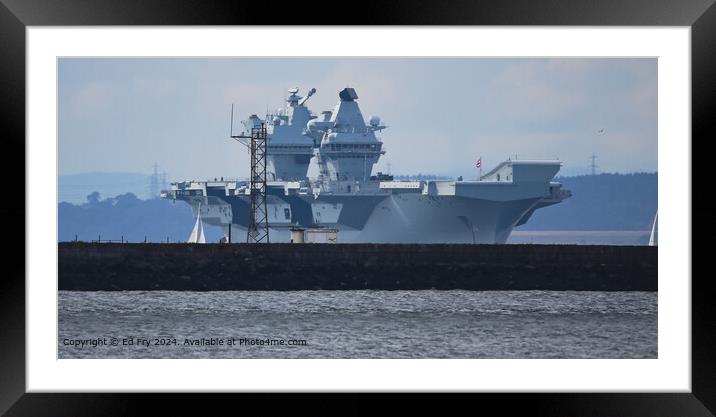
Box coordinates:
[58,290,657,359]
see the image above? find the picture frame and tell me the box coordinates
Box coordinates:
[2,0,712,414]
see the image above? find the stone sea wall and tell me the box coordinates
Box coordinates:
[58,243,657,291]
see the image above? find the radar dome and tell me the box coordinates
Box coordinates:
[273,116,281,125]
[369,116,381,127]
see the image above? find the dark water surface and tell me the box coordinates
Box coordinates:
[58,290,656,359]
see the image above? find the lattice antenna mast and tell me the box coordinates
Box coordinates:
[230,105,270,243]
[589,153,599,176]
[246,123,269,243]
[149,163,160,198]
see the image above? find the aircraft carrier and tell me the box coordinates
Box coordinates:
[161,87,572,243]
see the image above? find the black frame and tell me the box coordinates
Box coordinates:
[1,0,713,415]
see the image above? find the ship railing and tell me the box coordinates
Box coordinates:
[88,235,127,243]
[69,235,184,244]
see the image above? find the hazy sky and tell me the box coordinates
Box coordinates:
[58,58,657,179]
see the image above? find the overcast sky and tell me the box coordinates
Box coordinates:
[58,58,657,180]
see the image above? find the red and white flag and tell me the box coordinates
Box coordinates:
[475,158,482,169]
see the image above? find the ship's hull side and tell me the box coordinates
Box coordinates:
[178,191,542,244]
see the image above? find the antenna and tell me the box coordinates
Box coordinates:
[228,112,269,243]
[230,104,234,137]
[589,153,599,176]
[591,128,604,175]
[149,163,160,198]
[231,113,269,243]
[246,123,269,243]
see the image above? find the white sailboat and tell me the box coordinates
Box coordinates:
[648,211,658,246]
[187,203,207,244]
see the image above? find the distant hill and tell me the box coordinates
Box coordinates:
[59,172,153,204]
[57,172,657,242]
[58,192,224,243]
[517,172,657,231]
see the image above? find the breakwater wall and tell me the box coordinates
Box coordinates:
[58,243,657,291]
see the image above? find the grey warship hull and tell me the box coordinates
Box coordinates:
[164,160,570,244]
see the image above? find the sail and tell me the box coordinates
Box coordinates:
[187,216,200,242]
[187,203,204,243]
[198,217,206,244]
[648,211,658,246]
